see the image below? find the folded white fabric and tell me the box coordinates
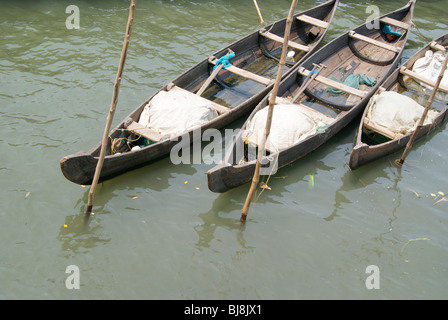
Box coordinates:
[245,104,331,151]
[138,90,218,137]
[412,50,448,90]
[367,91,438,136]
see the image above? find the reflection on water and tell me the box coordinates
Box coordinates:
[194,192,253,251]
[1,0,448,299]
[58,211,110,256]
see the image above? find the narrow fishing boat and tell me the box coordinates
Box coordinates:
[207,0,416,193]
[60,0,339,185]
[349,33,448,169]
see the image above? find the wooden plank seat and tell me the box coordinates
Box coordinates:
[208,57,273,86]
[380,17,410,30]
[124,119,166,142]
[400,66,448,93]
[258,30,310,52]
[296,14,329,29]
[298,67,369,98]
[430,41,446,52]
[363,117,398,140]
[348,31,402,53]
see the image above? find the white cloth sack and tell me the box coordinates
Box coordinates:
[245,104,331,152]
[412,50,448,90]
[366,91,438,136]
[138,90,218,137]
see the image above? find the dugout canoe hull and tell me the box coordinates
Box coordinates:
[349,33,448,170]
[60,0,339,185]
[207,0,416,193]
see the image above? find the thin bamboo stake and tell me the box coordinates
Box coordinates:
[398,52,448,166]
[86,0,136,215]
[241,0,298,223]
[252,0,266,25]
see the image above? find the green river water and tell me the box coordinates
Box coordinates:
[1,0,447,300]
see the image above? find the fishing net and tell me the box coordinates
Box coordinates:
[138,90,218,137]
[366,91,439,136]
[244,104,331,152]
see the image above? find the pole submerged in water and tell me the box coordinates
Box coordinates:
[86,0,136,215]
[241,0,299,223]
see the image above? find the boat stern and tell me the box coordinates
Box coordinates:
[349,142,369,170]
[60,151,96,185]
[207,164,233,193]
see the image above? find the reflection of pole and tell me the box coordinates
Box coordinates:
[86,0,136,215]
[398,52,448,166]
[241,0,298,223]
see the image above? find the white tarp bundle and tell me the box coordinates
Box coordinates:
[366,91,438,136]
[138,90,218,137]
[244,104,331,152]
[412,49,448,90]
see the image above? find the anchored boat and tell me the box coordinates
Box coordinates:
[349,33,448,169]
[207,0,416,193]
[60,0,339,185]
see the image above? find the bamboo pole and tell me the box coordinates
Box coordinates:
[86,0,136,215]
[252,0,266,25]
[197,49,233,96]
[241,0,298,223]
[398,52,448,166]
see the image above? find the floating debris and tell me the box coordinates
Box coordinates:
[308,173,315,189]
[400,237,430,254]
[407,188,420,198]
[273,176,287,179]
[259,182,271,190]
[434,197,447,206]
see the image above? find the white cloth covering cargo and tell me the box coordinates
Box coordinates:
[366,91,438,137]
[244,104,331,152]
[412,49,448,90]
[138,90,218,138]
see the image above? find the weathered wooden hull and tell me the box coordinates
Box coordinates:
[349,33,448,170]
[207,0,416,193]
[61,0,339,185]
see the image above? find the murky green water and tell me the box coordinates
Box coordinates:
[1,0,447,300]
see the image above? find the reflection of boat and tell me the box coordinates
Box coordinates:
[207,0,415,193]
[349,33,448,170]
[60,0,339,185]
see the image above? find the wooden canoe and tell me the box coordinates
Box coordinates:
[207,0,416,193]
[60,0,339,185]
[349,33,448,170]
